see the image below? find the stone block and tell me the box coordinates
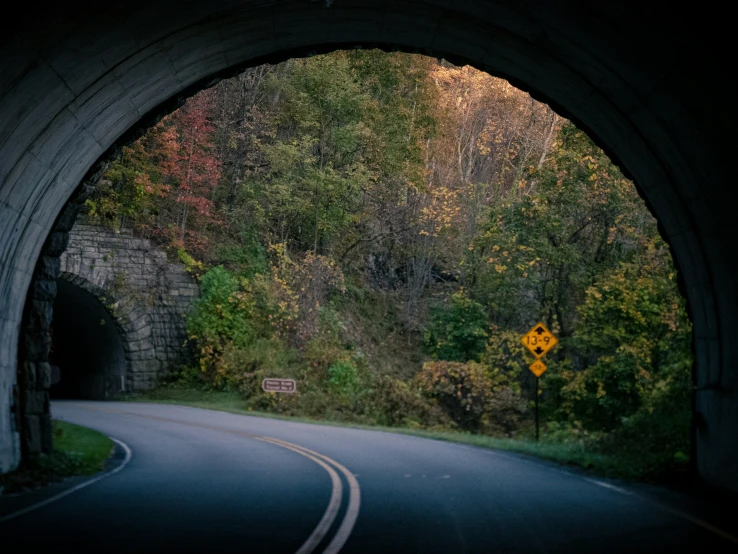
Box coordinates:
[46,231,70,256]
[33,279,56,301]
[131,326,152,341]
[22,362,36,389]
[31,300,54,329]
[37,256,60,279]
[37,362,51,389]
[23,390,48,414]
[24,330,51,361]
[138,339,154,352]
[62,203,85,228]
[23,415,42,455]
[127,339,143,352]
[141,360,161,372]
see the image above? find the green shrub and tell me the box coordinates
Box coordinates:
[222,337,298,390]
[417,359,525,435]
[327,359,360,396]
[417,360,495,432]
[424,291,488,362]
[177,248,205,277]
[365,375,439,428]
[596,363,692,479]
[186,266,257,385]
[217,230,268,277]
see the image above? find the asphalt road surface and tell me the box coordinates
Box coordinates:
[1,401,736,553]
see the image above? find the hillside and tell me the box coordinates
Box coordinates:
[86,50,693,480]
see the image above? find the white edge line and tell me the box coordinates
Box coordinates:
[472,441,738,546]
[54,407,737,548]
[583,478,738,545]
[648,501,738,546]
[0,437,132,525]
[583,478,633,495]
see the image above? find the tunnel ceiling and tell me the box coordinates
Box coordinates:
[0,1,736,490]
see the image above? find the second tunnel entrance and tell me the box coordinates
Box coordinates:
[50,279,127,399]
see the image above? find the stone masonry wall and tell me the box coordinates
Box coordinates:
[59,222,199,391]
[16,173,100,460]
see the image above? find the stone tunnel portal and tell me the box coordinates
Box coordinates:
[1,1,737,492]
[50,279,127,400]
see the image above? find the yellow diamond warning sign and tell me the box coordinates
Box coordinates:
[529,360,547,377]
[521,322,558,359]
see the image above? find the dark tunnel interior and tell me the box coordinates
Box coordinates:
[50,279,127,399]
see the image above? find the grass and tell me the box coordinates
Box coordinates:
[0,421,114,495]
[51,421,115,473]
[125,386,648,481]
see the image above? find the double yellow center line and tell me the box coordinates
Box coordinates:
[73,405,361,554]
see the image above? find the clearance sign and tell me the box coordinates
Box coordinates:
[521,322,558,442]
[521,322,558,376]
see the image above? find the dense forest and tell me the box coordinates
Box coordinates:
[87,50,693,479]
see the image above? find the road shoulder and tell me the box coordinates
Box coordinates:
[0,439,129,519]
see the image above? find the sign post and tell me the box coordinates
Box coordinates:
[521,323,557,441]
[535,377,540,442]
[262,379,296,411]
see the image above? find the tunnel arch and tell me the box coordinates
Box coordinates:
[0,2,735,490]
[51,276,131,399]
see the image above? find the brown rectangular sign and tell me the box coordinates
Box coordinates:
[261,378,297,393]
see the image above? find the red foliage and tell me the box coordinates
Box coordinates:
[159,90,221,252]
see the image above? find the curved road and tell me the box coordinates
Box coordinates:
[1,401,736,553]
